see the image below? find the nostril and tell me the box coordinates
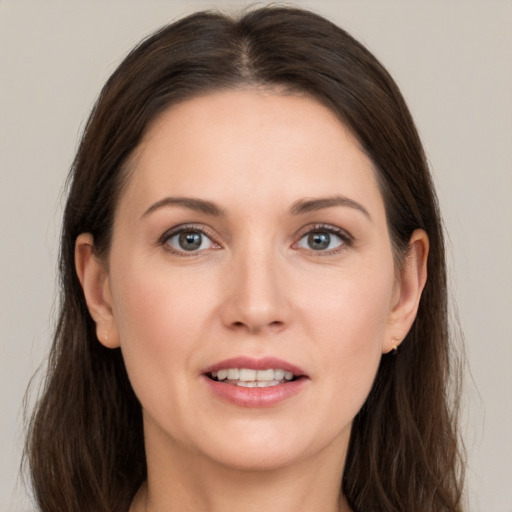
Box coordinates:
[230,319,284,333]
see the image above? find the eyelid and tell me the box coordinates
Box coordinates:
[293,223,354,254]
[157,222,353,256]
[159,223,221,255]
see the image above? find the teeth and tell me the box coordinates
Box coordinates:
[256,369,274,380]
[211,368,297,385]
[227,368,239,379]
[274,369,285,380]
[239,369,257,381]
[256,380,281,387]
[237,380,281,388]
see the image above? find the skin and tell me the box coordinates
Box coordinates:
[76,90,428,512]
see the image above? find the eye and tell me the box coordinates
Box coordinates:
[164,228,217,253]
[295,226,349,253]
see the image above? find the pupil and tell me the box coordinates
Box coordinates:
[179,231,202,251]
[308,232,330,250]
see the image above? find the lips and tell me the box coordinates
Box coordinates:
[210,368,295,387]
[202,356,308,407]
[203,356,306,376]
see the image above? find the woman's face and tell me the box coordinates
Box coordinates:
[98,90,407,471]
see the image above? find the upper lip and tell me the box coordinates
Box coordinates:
[202,356,307,377]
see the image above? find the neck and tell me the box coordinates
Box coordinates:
[132,424,352,512]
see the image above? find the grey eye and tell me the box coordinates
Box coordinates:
[166,229,214,252]
[297,230,343,251]
[308,232,330,250]
[179,231,202,251]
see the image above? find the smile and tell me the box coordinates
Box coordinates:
[209,368,296,388]
[203,357,308,407]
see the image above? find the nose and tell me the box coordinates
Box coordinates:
[220,244,291,335]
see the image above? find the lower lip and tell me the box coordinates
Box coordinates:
[203,376,308,407]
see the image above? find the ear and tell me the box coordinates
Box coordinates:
[75,233,120,348]
[383,229,429,354]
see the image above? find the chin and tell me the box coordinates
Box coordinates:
[192,419,349,473]
[205,443,306,473]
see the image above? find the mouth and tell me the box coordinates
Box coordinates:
[202,357,308,407]
[207,368,299,388]
[203,356,307,388]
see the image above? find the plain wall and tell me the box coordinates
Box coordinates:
[1,1,510,510]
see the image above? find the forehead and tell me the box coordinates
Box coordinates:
[118,89,385,221]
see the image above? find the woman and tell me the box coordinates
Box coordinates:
[25,6,465,512]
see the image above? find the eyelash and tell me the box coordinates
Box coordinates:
[294,223,353,256]
[159,223,353,257]
[159,224,220,257]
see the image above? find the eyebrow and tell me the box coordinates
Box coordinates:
[290,195,371,220]
[140,197,225,219]
[140,194,371,221]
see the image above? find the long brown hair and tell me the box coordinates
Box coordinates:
[25,7,464,512]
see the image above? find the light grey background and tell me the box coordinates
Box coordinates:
[1,1,510,511]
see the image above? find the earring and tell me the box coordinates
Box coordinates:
[104,331,109,343]
[391,336,401,355]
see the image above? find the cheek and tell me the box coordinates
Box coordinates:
[112,254,214,341]
[298,263,394,406]
[109,262,215,403]
[300,261,395,348]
